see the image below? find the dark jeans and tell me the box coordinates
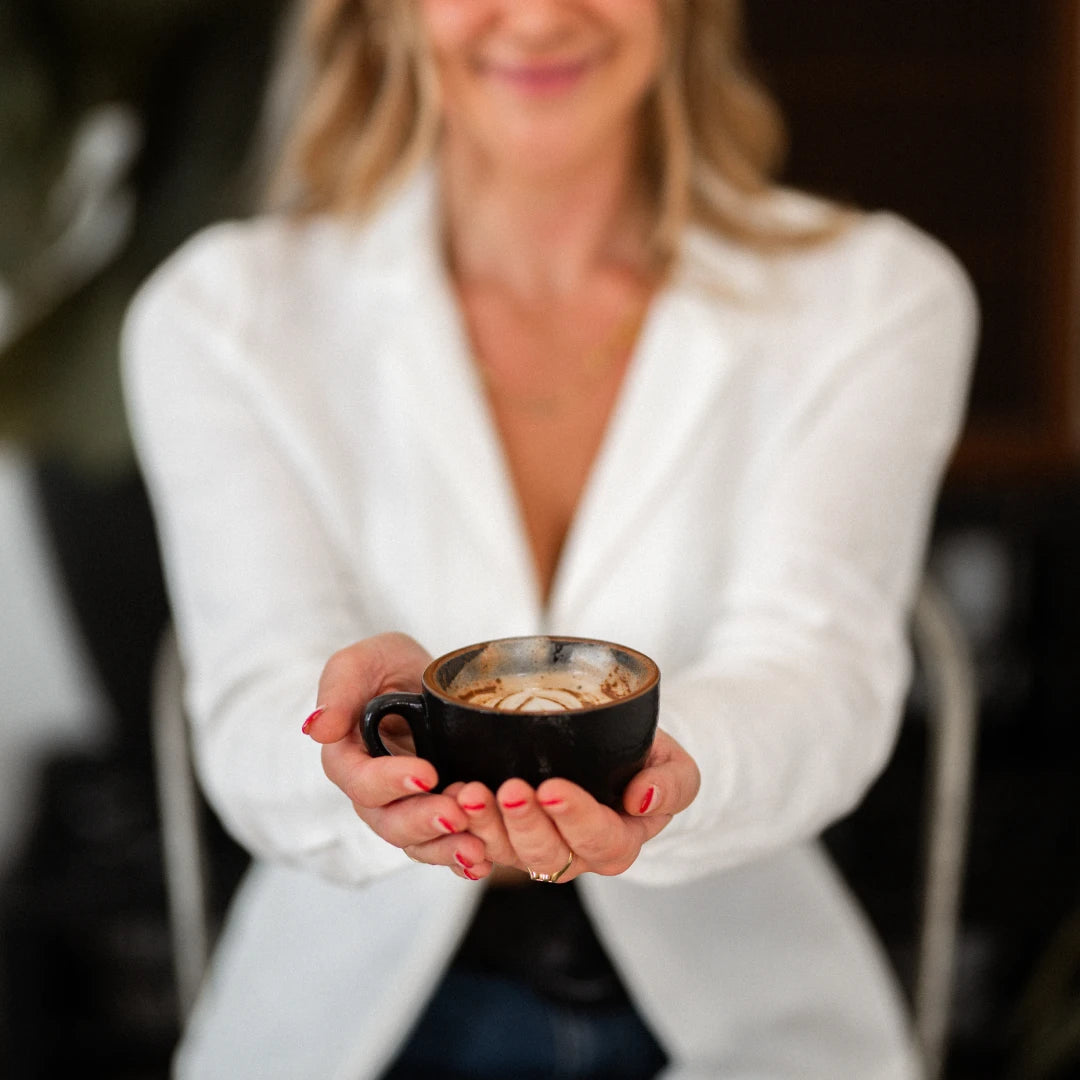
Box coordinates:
[379,966,668,1080]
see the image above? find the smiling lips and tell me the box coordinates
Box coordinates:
[479,55,600,96]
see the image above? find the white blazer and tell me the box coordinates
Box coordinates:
[123,168,977,1079]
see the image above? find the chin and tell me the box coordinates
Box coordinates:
[486,112,637,180]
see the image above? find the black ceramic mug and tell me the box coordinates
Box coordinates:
[360,635,660,808]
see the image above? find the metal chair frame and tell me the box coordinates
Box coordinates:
[910,577,980,1078]
[150,623,211,1023]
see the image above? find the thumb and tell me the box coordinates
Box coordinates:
[622,729,701,818]
[304,632,431,744]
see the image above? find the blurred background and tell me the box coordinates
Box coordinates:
[1,1,1077,1077]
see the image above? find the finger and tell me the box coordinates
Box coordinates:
[497,779,576,881]
[322,735,438,807]
[364,789,470,849]
[403,834,492,880]
[456,782,518,866]
[306,633,431,742]
[622,729,701,820]
[534,779,642,875]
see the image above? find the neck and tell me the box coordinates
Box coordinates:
[437,128,652,300]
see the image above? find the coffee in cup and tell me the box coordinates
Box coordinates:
[361,635,659,808]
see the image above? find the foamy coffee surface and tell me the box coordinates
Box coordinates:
[443,640,637,713]
[451,671,619,712]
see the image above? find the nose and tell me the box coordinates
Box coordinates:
[496,0,580,46]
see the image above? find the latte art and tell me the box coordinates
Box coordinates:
[466,687,591,711]
[439,638,645,714]
[450,671,627,712]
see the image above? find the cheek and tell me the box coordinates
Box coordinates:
[592,0,665,48]
[596,0,666,94]
[632,2,666,67]
[417,0,491,56]
[417,0,479,117]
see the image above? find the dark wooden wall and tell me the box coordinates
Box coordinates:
[745,0,1080,482]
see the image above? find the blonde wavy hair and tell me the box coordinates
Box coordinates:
[274,0,840,262]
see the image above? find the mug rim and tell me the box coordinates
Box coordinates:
[421,634,660,715]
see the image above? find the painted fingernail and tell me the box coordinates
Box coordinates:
[436,816,458,835]
[463,869,480,881]
[301,706,326,734]
[539,798,563,807]
[639,786,657,814]
[454,852,474,869]
[501,798,527,810]
[462,802,487,813]
[407,777,432,793]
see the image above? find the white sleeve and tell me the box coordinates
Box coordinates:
[122,227,408,886]
[630,227,979,883]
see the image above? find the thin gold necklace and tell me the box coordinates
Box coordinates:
[473,300,649,417]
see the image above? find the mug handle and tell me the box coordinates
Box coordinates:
[361,691,430,759]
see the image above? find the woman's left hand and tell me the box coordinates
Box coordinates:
[453,729,700,883]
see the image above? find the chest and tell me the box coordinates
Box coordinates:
[291,267,795,659]
[456,278,651,602]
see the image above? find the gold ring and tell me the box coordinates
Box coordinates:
[528,850,574,884]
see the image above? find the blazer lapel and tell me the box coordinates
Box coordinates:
[550,271,759,623]
[370,172,544,624]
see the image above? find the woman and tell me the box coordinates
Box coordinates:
[123,1,978,1077]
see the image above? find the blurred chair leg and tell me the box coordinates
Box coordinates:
[150,624,211,1023]
[911,576,980,1079]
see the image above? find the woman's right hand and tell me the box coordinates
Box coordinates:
[303,633,493,880]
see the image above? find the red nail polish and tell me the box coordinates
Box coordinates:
[462,802,486,812]
[539,798,563,807]
[454,852,474,869]
[502,799,527,810]
[639,786,656,814]
[408,777,432,793]
[437,816,458,834]
[301,706,326,734]
[463,869,480,881]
